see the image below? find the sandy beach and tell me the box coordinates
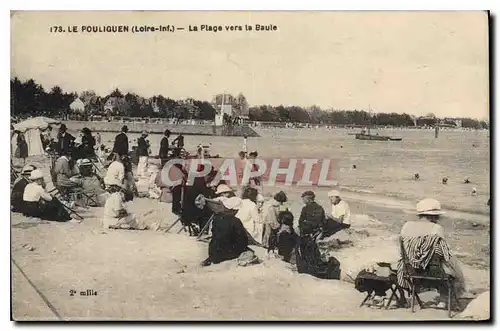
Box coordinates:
[11,127,490,320]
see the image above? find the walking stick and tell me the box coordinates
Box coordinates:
[52,196,84,220]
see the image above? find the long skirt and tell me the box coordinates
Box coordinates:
[137,156,149,177]
[171,185,183,215]
[22,200,72,222]
[102,213,147,230]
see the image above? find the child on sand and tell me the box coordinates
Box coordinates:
[277,211,298,263]
[102,181,147,230]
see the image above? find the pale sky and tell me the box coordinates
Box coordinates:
[11,11,489,119]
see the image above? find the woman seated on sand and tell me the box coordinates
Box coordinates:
[397,198,466,309]
[277,211,299,263]
[11,165,36,213]
[238,187,262,244]
[104,154,136,201]
[22,169,72,222]
[53,152,84,191]
[104,154,125,187]
[201,197,251,267]
[293,216,341,280]
[213,184,236,201]
[322,190,351,237]
[101,181,148,230]
[262,191,289,254]
[177,164,215,236]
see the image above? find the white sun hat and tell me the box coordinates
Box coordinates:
[21,164,36,175]
[29,169,44,180]
[222,197,243,210]
[416,198,445,215]
[215,184,233,195]
[328,190,340,198]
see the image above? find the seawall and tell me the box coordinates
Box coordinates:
[63,121,260,137]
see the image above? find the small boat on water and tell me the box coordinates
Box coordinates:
[355,133,402,141]
[352,127,402,141]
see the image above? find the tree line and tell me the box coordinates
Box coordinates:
[11,77,488,129]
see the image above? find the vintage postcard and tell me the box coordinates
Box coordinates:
[10,11,490,321]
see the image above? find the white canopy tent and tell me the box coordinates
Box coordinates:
[12,117,61,156]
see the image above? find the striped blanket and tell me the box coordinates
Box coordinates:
[397,234,458,291]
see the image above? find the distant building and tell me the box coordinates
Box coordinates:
[104,97,125,114]
[70,98,85,113]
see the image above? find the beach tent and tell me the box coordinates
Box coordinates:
[12,116,61,156]
[70,98,85,113]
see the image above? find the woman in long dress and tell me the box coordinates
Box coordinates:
[262,191,289,253]
[397,198,466,309]
[15,132,28,166]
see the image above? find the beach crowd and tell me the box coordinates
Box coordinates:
[10,122,471,313]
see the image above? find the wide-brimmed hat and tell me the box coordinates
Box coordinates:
[77,158,92,167]
[328,190,340,198]
[215,184,233,195]
[21,164,37,175]
[416,198,445,216]
[222,197,242,210]
[29,169,44,180]
[141,131,148,136]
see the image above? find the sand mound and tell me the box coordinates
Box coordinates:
[458,291,490,320]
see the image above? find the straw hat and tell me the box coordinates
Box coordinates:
[215,184,233,195]
[29,169,44,180]
[222,197,242,210]
[416,198,445,216]
[141,131,148,136]
[328,190,340,198]
[21,164,36,175]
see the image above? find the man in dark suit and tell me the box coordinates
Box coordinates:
[136,131,150,177]
[57,124,76,156]
[171,133,185,157]
[113,125,129,157]
[298,191,326,237]
[159,129,171,167]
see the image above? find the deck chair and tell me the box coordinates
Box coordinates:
[49,162,94,210]
[399,238,462,318]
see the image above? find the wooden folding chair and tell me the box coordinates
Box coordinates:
[196,214,214,242]
[400,238,462,318]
